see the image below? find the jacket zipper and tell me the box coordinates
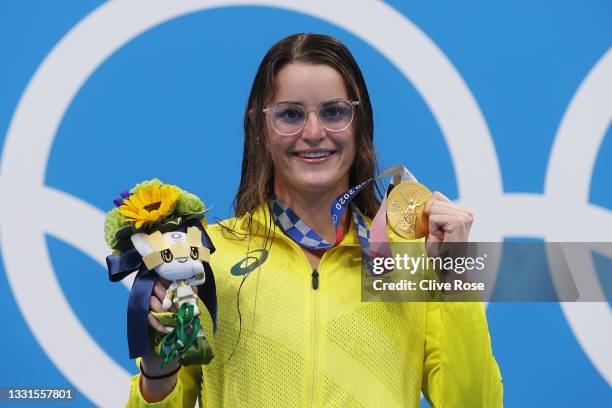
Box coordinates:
[278,234,329,407]
[309,267,320,408]
[311,269,319,290]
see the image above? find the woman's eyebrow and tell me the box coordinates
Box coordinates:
[275,100,303,105]
[277,97,348,103]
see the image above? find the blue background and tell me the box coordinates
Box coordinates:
[1,1,610,406]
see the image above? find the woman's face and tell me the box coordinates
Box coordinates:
[266,63,356,198]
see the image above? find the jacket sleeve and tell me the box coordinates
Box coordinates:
[421,301,503,407]
[125,362,202,408]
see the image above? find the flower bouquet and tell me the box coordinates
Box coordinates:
[104,179,217,368]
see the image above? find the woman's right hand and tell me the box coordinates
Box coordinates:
[139,278,201,402]
[147,278,175,334]
[139,278,180,402]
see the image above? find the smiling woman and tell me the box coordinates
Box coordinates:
[127,33,503,407]
[237,34,378,214]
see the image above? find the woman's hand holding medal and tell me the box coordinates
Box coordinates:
[424,192,474,244]
[386,181,473,256]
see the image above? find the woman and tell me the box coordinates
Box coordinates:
[128,33,503,407]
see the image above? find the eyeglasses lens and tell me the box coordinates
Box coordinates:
[271,104,306,135]
[318,100,354,131]
[270,101,355,135]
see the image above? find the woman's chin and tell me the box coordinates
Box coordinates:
[275,162,350,197]
[293,177,346,195]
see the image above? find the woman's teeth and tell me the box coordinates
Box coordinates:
[295,151,333,158]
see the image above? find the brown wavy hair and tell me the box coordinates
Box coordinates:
[233,33,381,220]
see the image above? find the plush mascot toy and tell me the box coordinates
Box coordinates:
[104,179,217,368]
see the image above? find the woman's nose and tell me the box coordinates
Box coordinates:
[301,111,325,140]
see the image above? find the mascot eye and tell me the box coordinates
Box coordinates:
[190,247,199,260]
[161,249,173,263]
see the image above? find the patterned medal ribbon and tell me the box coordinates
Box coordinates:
[270,165,414,275]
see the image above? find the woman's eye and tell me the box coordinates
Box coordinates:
[276,106,304,122]
[161,249,173,263]
[190,247,199,260]
[322,105,348,121]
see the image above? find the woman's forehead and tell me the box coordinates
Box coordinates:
[272,63,348,104]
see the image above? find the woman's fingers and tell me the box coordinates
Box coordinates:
[424,191,475,243]
[148,293,169,333]
[150,294,163,313]
[428,200,462,215]
[425,191,453,215]
[148,312,169,334]
[153,280,167,303]
[148,279,196,333]
[149,293,167,332]
[149,280,170,333]
[158,277,171,288]
[433,191,452,204]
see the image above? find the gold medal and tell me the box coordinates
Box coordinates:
[386,181,432,239]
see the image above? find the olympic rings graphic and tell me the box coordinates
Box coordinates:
[0,1,609,405]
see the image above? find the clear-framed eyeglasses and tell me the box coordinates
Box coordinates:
[263,99,360,136]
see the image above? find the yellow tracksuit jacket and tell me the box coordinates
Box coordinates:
[127,204,503,407]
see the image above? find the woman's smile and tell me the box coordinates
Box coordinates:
[290,148,339,163]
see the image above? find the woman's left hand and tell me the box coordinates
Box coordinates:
[424,192,474,243]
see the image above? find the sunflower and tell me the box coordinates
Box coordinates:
[118,180,181,229]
